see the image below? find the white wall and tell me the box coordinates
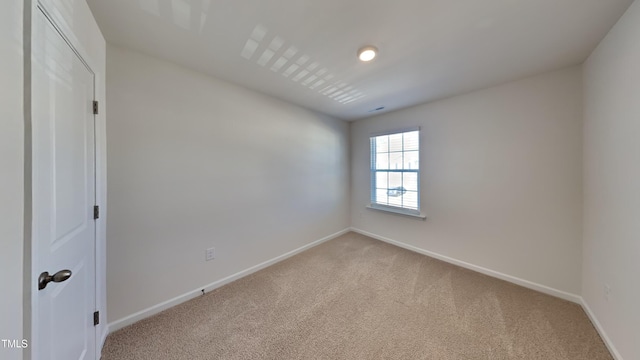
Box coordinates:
[583,0,640,358]
[0,1,24,360]
[106,45,350,323]
[351,66,584,296]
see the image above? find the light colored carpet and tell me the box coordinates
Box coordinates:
[102,232,612,359]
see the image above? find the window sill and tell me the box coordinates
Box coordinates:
[366,204,427,220]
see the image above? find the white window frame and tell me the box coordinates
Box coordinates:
[368,127,425,219]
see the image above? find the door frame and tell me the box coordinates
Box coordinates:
[28,1,106,359]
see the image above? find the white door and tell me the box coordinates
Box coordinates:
[32,6,97,360]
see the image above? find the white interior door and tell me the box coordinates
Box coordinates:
[32,6,97,360]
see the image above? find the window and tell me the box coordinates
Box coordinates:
[369,128,421,216]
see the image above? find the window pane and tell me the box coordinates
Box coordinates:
[375,189,388,205]
[388,193,402,207]
[376,153,389,170]
[370,129,420,213]
[404,131,419,151]
[389,133,403,152]
[376,172,388,189]
[404,172,418,191]
[389,152,402,170]
[376,135,389,153]
[404,151,419,170]
[389,172,402,189]
[403,191,418,210]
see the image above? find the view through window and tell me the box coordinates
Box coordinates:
[370,129,420,214]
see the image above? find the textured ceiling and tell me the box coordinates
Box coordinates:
[87,0,633,120]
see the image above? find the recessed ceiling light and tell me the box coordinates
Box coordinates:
[358,46,378,62]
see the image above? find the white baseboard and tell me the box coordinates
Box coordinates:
[580,299,623,360]
[349,227,582,304]
[108,228,351,332]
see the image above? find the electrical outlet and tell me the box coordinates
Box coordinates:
[604,284,611,300]
[205,247,215,261]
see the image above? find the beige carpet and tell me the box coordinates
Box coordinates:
[102,232,611,359]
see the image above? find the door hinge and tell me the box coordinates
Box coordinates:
[93,100,99,115]
[93,205,99,220]
[93,311,100,326]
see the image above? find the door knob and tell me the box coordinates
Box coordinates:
[38,269,72,290]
